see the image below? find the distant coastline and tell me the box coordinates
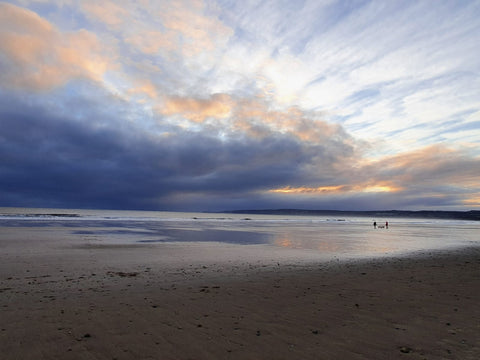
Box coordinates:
[225,209,480,221]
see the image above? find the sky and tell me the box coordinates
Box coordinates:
[0,0,479,212]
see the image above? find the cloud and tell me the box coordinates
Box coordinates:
[0,2,112,91]
[125,30,177,55]
[370,146,480,192]
[0,1,479,211]
[266,144,480,210]
[235,0,480,154]
[82,0,233,66]
[2,85,478,211]
[0,87,362,210]
[161,93,233,123]
[159,92,358,156]
[81,0,128,26]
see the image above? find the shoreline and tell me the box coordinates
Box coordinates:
[1,241,479,359]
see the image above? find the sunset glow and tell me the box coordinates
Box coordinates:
[269,183,402,195]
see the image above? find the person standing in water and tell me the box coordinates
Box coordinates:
[386,221,389,229]
[373,221,377,228]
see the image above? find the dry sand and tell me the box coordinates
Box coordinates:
[0,228,479,359]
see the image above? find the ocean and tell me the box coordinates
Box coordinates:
[1,207,479,261]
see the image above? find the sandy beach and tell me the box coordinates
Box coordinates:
[1,228,479,359]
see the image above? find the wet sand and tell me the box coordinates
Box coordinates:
[0,229,479,359]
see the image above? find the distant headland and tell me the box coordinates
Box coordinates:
[225,209,480,221]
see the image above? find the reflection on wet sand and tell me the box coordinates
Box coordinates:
[273,232,345,253]
[272,227,404,256]
[274,236,293,249]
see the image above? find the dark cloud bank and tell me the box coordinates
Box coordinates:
[1,88,478,212]
[0,91,353,211]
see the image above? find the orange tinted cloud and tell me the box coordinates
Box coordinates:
[269,185,346,194]
[162,94,233,122]
[117,0,232,62]
[128,79,159,100]
[158,93,352,147]
[463,197,480,207]
[268,182,402,195]
[231,98,354,146]
[157,0,233,57]
[126,30,177,55]
[267,144,479,204]
[360,146,480,196]
[0,3,111,91]
[81,0,128,26]
[370,145,480,187]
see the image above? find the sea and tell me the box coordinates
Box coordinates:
[1,207,479,261]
